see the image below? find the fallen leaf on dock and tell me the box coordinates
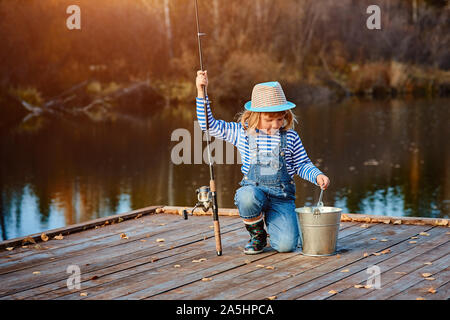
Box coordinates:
[354,284,365,289]
[267,296,277,300]
[341,214,352,222]
[120,233,128,240]
[393,220,402,225]
[363,252,369,257]
[22,236,36,245]
[416,297,425,300]
[421,273,432,278]
[409,241,417,244]
[201,277,212,282]
[419,232,430,236]
[328,290,338,294]
[425,277,435,281]
[410,236,418,239]
[265,266,275,270]
[380,249,391,254]
[174,265,181,268]
[32,271,40,275]
[423,262,432,265]
[341,269,350,273]
[360,224,370,228]
[6,247,14,251]
[156,238,165,242]
[80,292,88,297]
[364,285,373,289]
[427,288,436,294]
[53,234,64,240]
[41,233,49,242]
[192,258,207,263]
[370,237,377,240]
[380,239,388,242]
[256,264,265,268]
[394,272,407,275]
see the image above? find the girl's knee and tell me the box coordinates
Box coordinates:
[234,186,264,218]
[234,186,261,208]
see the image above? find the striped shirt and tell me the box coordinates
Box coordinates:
[196,97,323,185]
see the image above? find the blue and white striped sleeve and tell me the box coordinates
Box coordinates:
[196,96,241,146]
[290,131,323,185]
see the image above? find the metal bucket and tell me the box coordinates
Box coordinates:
[295,206,342,256]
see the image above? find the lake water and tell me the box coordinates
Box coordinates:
[0,97,449,240]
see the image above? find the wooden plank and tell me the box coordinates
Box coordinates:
[161,206,450,227]
[60,226,265,300]
[0,215,241,298]
[278,224,437,300]
[202,223,398,300]
[56,222,356,300]
[0,216,241,298]
[151,222,375,300]
[2,206,447,301]
[390,268,449,300]
[298,226,449,299]
[0,214,185,274]
[0,212,180,260]
[0,205,162,250]
[0,214,201,276]
[358,251,450,300]
[148,222,364,300]
[238,223,431,300]
[424,281,449,300]
[12,222,246,300]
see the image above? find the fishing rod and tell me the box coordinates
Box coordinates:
[183,0,222,256]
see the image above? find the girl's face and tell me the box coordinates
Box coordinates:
[258,112,285,135]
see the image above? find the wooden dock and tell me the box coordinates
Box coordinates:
[0,206,448,300]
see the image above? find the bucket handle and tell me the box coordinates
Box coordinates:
[313,188,324,217]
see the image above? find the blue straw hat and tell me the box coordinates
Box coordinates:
[244,81,296,112]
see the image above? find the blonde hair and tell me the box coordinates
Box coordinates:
[237,110,297,133]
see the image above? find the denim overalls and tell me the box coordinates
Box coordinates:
[234,129,300,252]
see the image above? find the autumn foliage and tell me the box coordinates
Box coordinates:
[0,0,448,102]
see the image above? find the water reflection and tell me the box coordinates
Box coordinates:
[0,98,449,240]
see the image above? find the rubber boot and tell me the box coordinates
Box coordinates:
[243,219,267,254]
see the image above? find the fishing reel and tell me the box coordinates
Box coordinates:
[183,186,212,220]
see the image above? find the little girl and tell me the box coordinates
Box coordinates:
[196,70,330,255]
